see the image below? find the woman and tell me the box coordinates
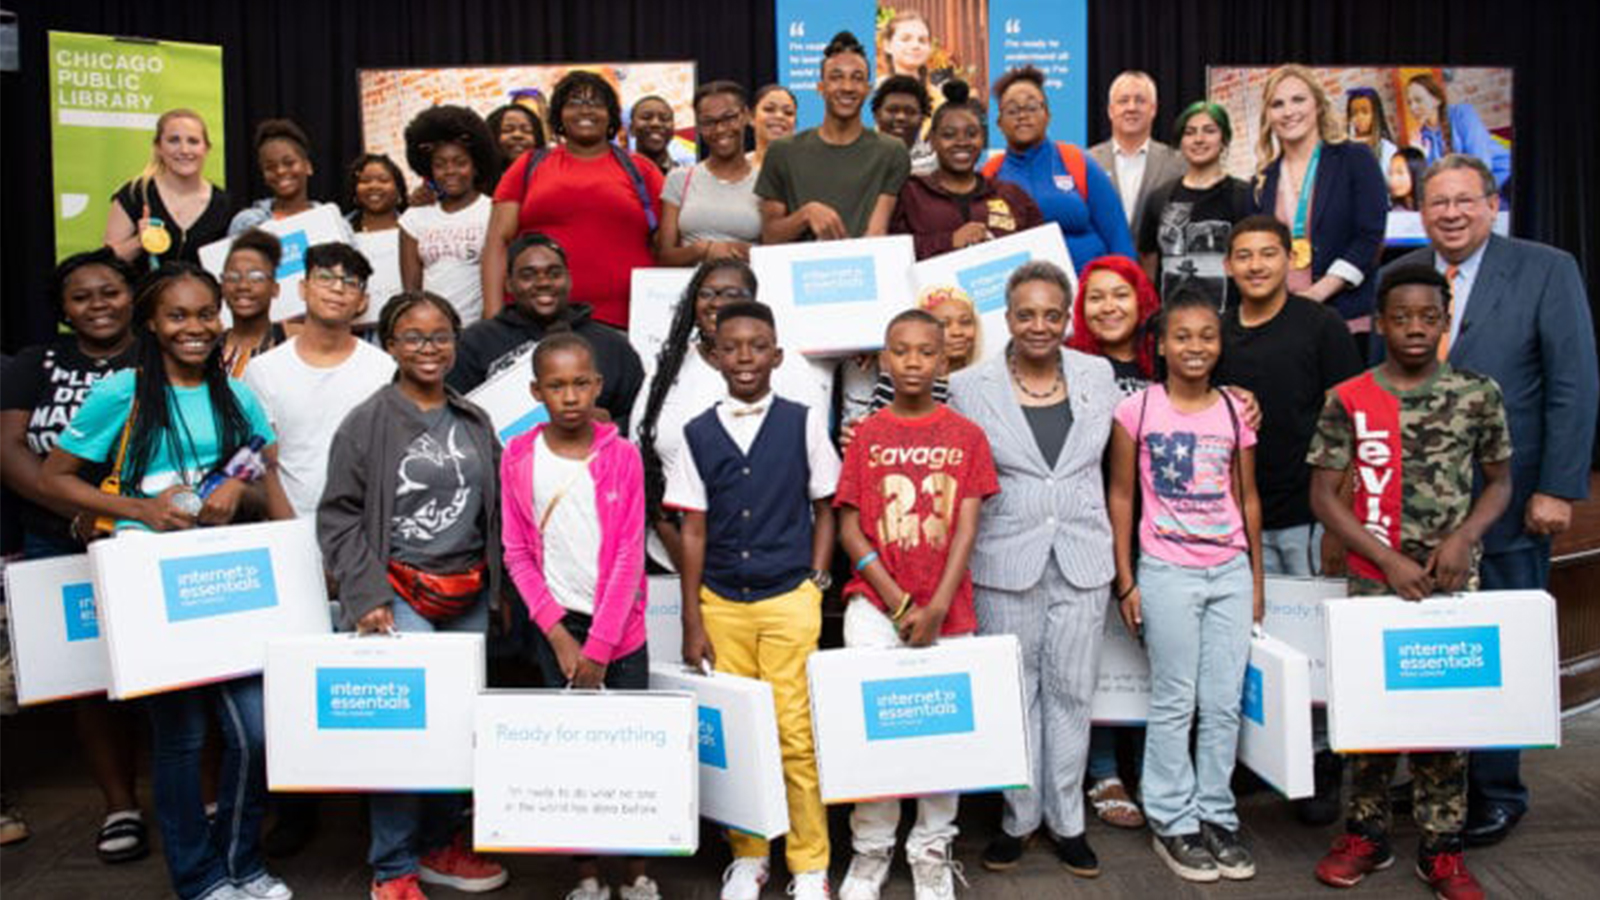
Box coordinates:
[347,153,408,233]
[1,250,149,864]
[229,119,354,241]
[1405,73,1511,191]
[484,103,546,180]
[482,71,664,330]
[103,109,231,271]
[1251,64,1387,337]
[984,66,1134,275]
[891,81,1043,260]
[749,84,798,167]
[1388,146,1428,211]
[656,81,761,267]
[947,261,1121,878]
[400,105,497,324]
[630,95,679,176]
[1345,87,1397,175]
[1138,101,1252,312]
[318,292,509,900]
[39,263,294,900]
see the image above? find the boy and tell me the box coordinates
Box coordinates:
[664,301,840,900]
[1306,264,1512,900]
[835,311,997,900]
[220,229,289,377]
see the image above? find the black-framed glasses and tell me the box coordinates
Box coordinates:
[309,268,365,291]
[696,286,752,302]
[393,331,456,350]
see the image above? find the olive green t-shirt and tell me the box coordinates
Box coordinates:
[755,127,911,238]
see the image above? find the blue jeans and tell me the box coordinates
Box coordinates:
[146,676,268,900]
[367,593,487,881]
[1260,522,1323,577]
[1468,543,1551,818]
[1138,554,1252,836]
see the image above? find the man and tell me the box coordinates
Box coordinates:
[756,30,911,242]
[448,232,644,430]
[1385,153,1598,846]
[1088,71,1186,241]
[872,74,934,177]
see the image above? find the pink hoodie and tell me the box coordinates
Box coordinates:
[500,421,648,664]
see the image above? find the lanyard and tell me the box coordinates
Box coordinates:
[1291,142,1322,240]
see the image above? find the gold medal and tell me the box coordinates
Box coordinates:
[141,218,172,256]
[1291,237,1312,270]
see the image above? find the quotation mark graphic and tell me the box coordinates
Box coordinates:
[789,21,805,38]
[1005,18,1022,34]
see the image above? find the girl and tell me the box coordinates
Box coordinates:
[218,230,289,378]
[318,292,508,900]
[229,119,353,240]
[878,10,933,85]
[104,109,231,270]
[1108,292,1264,884]
[749,84,797,167]
[348,153,408,234]
[1404,73,1511,190]
[657,81,760,267]
[38,263,295,900]
[1387,146,1428,211]
[1345,88,1397,174]
[400,105,497,326]
[630,95,679,176]
[501,332,658,900]
[485,103,546,180]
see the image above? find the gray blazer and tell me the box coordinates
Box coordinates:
[949,349,1119,593]
[1088,138,1186,241]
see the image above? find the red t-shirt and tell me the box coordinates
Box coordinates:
[835,404,1000,636]
[492,146,665,328]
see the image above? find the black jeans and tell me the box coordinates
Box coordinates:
[529,611,649,690]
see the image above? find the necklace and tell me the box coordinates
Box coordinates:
[1009,353,1064,399]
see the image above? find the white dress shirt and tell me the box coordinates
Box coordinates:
[1113,139,1151,225]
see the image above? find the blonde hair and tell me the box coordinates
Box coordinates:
[917,285,982,369]
[1108,70,1158,108]
[133,109,212,200]
[1253,64,1344,187]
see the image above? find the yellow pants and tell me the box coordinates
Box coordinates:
[700,581,830,874]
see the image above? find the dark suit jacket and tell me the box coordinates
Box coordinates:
[1383,235,1599,554]
[1253,141,1388,322]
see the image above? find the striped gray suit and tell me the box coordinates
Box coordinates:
[949,348,1119,840]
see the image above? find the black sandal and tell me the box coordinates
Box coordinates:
[96,811,148,864]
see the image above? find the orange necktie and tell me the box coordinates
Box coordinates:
[1438,264,1460,360]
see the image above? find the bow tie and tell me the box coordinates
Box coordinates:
[729,404,767,418]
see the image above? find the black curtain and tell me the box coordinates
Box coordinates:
[3,0,1596,356]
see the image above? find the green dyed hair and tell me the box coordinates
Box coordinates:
[1173,100,1232,146]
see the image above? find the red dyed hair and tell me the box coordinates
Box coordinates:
[1066,255,1160,379]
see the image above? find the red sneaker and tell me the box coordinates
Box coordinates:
[1315,832,1395,887]
[1417,850,1484,900]
[418,841,509,893]
[370,873,428,900]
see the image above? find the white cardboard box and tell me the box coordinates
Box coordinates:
[1262,576,1346,703]
[473,690,699,855]
[1326,591,1561,752]
[353,229,401,326]
[645,575,683,666]
[197,205,351,322]
[649,665,789,839]
[751,235,915,357]
[1238,633,1315,799]
[265,633,483,791]
[909,224,1076,362]
[628,268,697,384]
[3,555,110,705]
[88,519,332,699]
[464,344,546,445]
[1092,597,1150,724]
[807,634,1030,803]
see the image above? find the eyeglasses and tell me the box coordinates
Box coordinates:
[566,95,606,110]
[696,286,752,302]
[222,270,272,285]
[1000,102,1045,119]
[309,269,365,291]
[1424,194,1492,214]
[698,111,745,131]
[393,331,456,350]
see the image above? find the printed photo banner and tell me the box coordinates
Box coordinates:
[775,1,1088,146]
[1325,591,1560,753]
[910,223,1074,363]
[751,234,916,356]
[197,205,352,322]
[48,31,226,261]
[3,555,110,705]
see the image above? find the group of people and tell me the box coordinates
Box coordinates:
[2,28,1596,900]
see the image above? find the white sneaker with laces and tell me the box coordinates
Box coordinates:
[788,870,831,899]
[197,886,249,900]
[566,876,612,900]
[618,874,661,900]
[722,856,771,900]
[237,873,294,900]
[838,850,891,900]
[909,847,966,900]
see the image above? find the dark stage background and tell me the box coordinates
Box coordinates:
[3,0,1596,361]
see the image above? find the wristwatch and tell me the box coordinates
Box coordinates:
[810,568,833,591]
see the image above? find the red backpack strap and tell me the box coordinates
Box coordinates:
[980,154,1005,181]
[1056,142,1089,202]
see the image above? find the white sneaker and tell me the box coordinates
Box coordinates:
[909,847,966,900]
[722,857,771,900]
[237,873,294,900]
[197,886,249,900]
[787,870,831,900]
[618,875,661,900]
[838,850,891,900]
[566,876,612,900]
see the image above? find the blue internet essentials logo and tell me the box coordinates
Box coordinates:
[792,256,877,306]
[61,582,99,642]
[1383,625,1503,691]
[957,251,1031,313]
[277,231,310,280]
[316,667,427,730]
[1241,663,1264,725]
[159,548,278,623]
[698,705,728,769]
[861,673,975,742]
[498,404,549,443]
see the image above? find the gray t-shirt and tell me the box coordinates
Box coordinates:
[663,162,762,245]
[755,128,911,238]
[389,406,486,570]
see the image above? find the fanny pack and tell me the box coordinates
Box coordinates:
[386,559,486,622]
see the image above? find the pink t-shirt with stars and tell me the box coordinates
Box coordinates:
[1114,384,1257,568]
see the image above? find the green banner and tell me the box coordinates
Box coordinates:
[48,31,225,260]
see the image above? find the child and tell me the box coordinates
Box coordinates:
[399,105,496,325]
[1307,265,1512,900]
[228,119,353,240]
[219,229,288,378]
[835,310,998,900]
[664,301,840,900]
[349,153,408,234]
[500,332,658,900]
[1108,291,1263,884]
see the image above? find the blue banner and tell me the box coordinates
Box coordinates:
[987,0,1088,147]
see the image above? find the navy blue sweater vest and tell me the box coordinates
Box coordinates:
[683,397,814,601]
